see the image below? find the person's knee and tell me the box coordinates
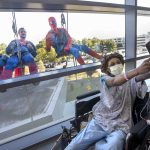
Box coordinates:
[22,53,34,65]
[5,57,18,70]
[71,49,80,59]
[81,44,90,53]
[0,59,5,67]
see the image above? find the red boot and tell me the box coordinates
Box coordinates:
[14,67,23,77]
[29,63,38,74]
[0,69,13,80]
[88,50,102,59]
[76,56,85,65]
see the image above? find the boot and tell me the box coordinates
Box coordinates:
[14,67,23,77]
[0,69,13,80]
[76,56,85,65]
[29,63,38,74]
[88,50,102,60]
[0,67,3,75]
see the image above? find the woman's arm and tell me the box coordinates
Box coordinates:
[106,58,150,87]
[135,72,150,82]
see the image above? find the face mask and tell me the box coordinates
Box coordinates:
[109,64,123,76]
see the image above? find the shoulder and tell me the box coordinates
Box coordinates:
[8,40,17,45]
[27,41,34,45]
[58,28,67,32]
[100,74,111,82]
[46,30,55,37]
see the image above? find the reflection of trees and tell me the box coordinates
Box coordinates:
[35,39,57,66]
[81,38,117,55]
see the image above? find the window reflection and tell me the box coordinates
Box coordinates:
[137,15,150,56]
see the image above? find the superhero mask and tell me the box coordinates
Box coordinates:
[48,17,57,31]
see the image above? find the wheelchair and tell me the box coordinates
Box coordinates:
[51,90,150,150]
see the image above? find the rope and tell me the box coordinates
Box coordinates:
[12,11,23,74]
[61,13,66,28]
[12,12,18,38]
[61,12,77,68]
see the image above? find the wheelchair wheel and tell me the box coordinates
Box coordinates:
[139,129,150,150]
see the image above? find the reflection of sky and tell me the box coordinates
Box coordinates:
[0,6,150,45]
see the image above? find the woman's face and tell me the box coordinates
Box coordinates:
[107,57,123,76]
[107,57,122,68]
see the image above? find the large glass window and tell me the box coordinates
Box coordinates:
[0,10,125,145]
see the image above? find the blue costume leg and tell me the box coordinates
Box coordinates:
[65,118,108,150]
[69,46,85,65]
[95,130,126,150]
[0,55,19,79]
[22,52,38,74]
[0,57,4,74]
[73,44,101,60]
[0,55,8,74]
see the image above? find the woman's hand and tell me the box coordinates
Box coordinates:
[136,58,150,75]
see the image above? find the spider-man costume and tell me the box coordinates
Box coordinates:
[46,17,101,65]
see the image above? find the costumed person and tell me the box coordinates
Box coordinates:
[0,27,38,79]
[0,54,8,75]
[46,17,102,65]
[65,53,150,150]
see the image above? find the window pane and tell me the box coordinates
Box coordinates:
[138,0,150,7]
[137,15,150,56]
[0,69,100,144]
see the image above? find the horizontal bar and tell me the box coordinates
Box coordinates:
[0,1,125,13]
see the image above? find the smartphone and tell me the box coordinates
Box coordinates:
[146,41,150,54]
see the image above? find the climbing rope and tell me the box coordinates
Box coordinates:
[12,11,23,74]
[61,13,66,29]
[12,11,18,38]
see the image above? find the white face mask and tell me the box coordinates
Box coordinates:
[109,64,123,76]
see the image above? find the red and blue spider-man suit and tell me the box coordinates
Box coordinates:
[46,17,101,65]
[0,28,38,79]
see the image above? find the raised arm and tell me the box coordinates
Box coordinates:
[106,58,150,87]
[6,40,17,55]
[46,31,53,52]
[26,41,37,57]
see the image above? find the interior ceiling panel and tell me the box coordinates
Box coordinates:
[0,1,150,16]
[0,0,124,13]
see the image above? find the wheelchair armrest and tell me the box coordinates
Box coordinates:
[125,120,149,150]
[130,119,148,140]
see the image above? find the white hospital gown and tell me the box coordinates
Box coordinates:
[92,75,148,134]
